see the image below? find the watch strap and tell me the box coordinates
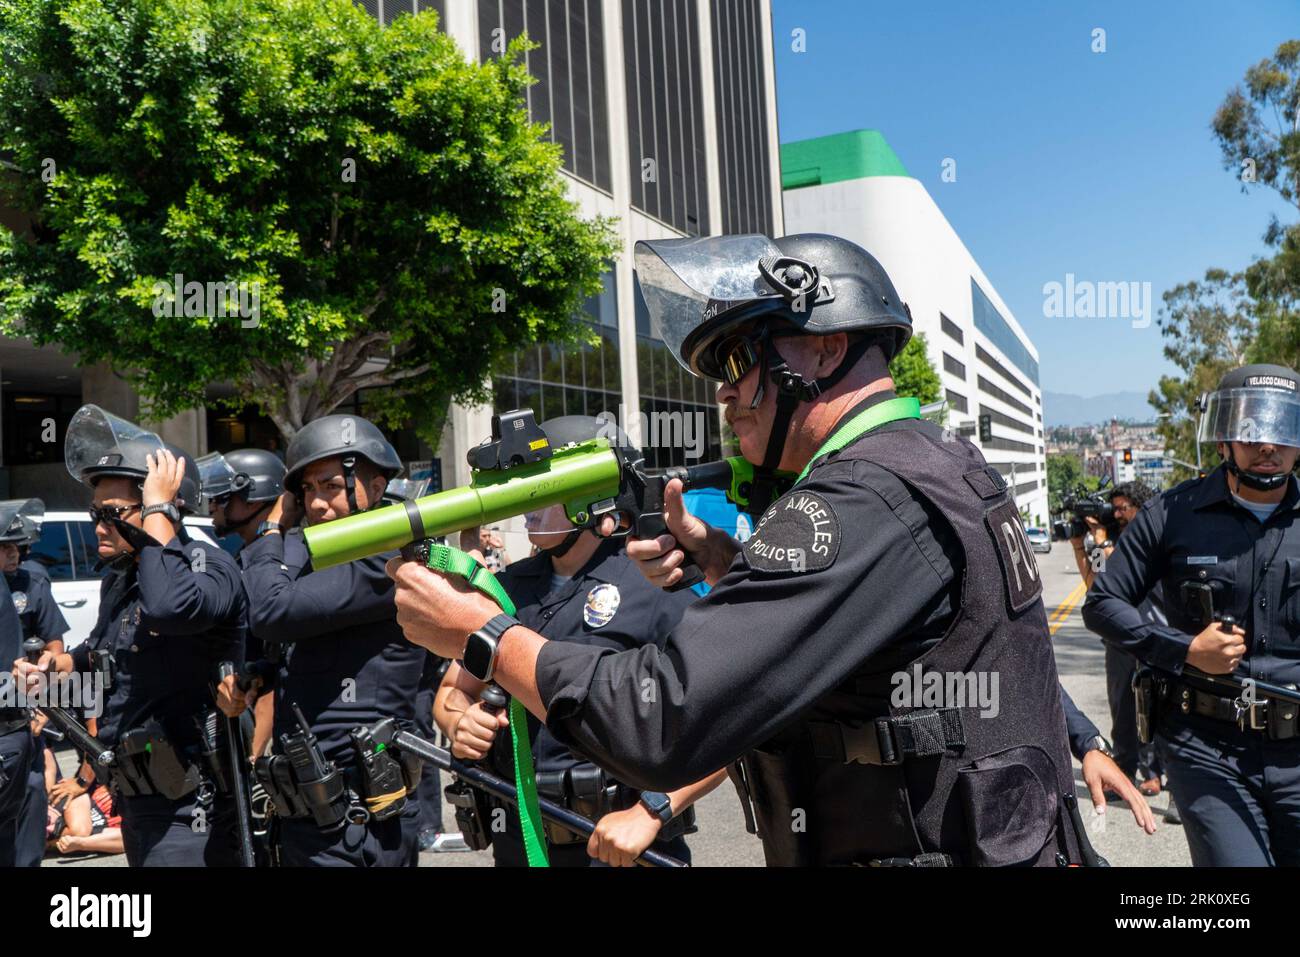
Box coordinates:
[478,613,520,642]
[640,790,673,825]
[141,502,179,521]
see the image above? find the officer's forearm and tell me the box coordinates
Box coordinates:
[1081,592,1191,674]
[665,768,728,815]
[493,625,547,719]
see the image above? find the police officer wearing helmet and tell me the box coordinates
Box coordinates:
[12,406,245,866]
[0,499,71,866]
[0,527,29,865]
[240,414,427,866]
[434,415,724,867]
[201,449,288,772]
[391,233,1095,866]
[1084,363,1300,865]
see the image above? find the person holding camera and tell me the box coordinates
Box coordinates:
[1083,365,1300,865]
[1071,482,1167,804]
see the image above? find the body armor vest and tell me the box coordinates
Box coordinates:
[739,423,1085,867]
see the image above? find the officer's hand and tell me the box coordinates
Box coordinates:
[1081,749,1158,834]
[1186,621,1248,674]
[142,448,186,507]
[625,480,733,588]
[215,672,255,718]
[450,701,509,760]
[13,652,53,696]
[587,803,663,867]
[267,491,302,530]
[386,557,499,659]
[49,776,87,804]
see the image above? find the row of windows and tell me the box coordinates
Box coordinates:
[1013,479,1040,496]
[978,403,1035,436]
[478,0,613,191]
[975,343,1032,400]
[971,278,1039,385]
[946,389,968,414]
[983,435,1039,455]
[711,0,773,235]
[943,352,966,379]
[358,0,446,25]
[940,312,963,345]
[976,375,1033,418]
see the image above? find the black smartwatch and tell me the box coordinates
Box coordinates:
[463,613,520,682]
[256,520,284,537]
[639,790,673,826]
[142,502,181,523]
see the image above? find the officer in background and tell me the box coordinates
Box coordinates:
[0,560,29,865]
[0,499,71,865]
[240,415,426,866]
[202,448,287,760]
[391,233,1093,866]
[13,406,245,866]
[435,416,724,867]
[1084,364,1300,865]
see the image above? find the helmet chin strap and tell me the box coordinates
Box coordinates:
[540,528,584,559]
[1224,446,1291,492]
[749,329,876,507]
[216,501,273,538]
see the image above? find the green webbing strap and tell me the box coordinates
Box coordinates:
[795,396,922,484]
[420,543,550,868]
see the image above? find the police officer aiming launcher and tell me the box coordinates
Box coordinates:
[1084,363,1300,865]
[390,232,1097,866]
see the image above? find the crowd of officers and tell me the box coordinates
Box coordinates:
[2,229,1297,868]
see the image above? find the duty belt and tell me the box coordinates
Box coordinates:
[0,710,30,736]
[807,708,966,765]
[1173,680,1300,738]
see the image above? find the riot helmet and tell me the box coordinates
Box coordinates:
[1200,364,1300,492]
[65,405,202,513]
[283,414,402,515]
[0,499,43,546]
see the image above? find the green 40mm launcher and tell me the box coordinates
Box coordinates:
[302,408,791,586]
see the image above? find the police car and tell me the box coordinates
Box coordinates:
[23,509,238,649]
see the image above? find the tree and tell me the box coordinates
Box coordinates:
[889,332,943,409]
[0,0,618,443]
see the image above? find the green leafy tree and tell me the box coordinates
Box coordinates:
[0,0,618,442]
[889,332,943,408]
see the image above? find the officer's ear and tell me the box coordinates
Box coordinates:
[814,333,850,376]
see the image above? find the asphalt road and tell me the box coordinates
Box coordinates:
[48,541,1190,868]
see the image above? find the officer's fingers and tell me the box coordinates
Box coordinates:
[587,828,602,859]
[626,534,671,563]
[663,481,704,544]
[1084,769,1107,812]
[450,740,485,760]
[1114,779,1158,834]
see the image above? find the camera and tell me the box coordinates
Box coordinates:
[1053,484,1116,540]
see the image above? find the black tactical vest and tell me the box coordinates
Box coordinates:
[739,424,1084,867]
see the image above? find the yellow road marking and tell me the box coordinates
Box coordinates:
[1048,581,1087,635]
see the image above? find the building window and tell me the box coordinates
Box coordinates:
[978,403,1035,436]
[3,393,81,466]
[357,1,446,27]
[975,343,1032,399]
[946,389,968,414]
[940,312,963,345]
[711,0,772,235]
[623,0,709,235]
[971,278,1039,385]
[942,353,966,380]
[976,375,1033,417]
[479,0,613,192]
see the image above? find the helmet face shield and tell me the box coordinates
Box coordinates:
[635,235,784,376]
[0,499,43,544]
[196,452,238,503]
[65,404,165,484]
[1199,388,1300,447]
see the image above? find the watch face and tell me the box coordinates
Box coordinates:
[464,632,496,680]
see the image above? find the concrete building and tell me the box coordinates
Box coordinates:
[0,0,783,538]
[781,129,1049,526]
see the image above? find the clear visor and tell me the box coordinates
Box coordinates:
[0,499,43,541]
[634,234,783,373]
[1199,388,1300,447]
[384,477,430,502]
[196,452,237,501]
[65,404,164,481]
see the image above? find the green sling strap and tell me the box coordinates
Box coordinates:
[417,543,550,867]
[795,396,923,484]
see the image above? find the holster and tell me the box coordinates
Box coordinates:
[253,749,349,829]
[348,720,408,822]
[444,777,494,851]
[195,709,234,796]
[112,721,202,800]
[1133,667,1157,745]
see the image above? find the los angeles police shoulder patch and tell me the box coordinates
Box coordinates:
[583,583,621,628]
[743,490,840,574]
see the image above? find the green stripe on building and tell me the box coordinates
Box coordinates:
[780,129,910,190]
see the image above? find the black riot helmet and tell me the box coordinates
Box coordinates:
[283,414,402,515]
[198,448,286,504]
[635,232,913,482]
[0,499,43,546]
[65,405,203,514]
[531,415,634,558]
[1200,363,1300,492]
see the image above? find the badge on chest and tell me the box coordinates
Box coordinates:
[584,584,621,628]
[11,590,27,614]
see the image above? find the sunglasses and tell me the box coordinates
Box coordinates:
[716,333,763,386]
[89,504,142,524]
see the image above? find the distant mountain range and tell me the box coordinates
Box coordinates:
[1042,390,1156,427]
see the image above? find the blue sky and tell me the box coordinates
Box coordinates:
[770,0,1297,400]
